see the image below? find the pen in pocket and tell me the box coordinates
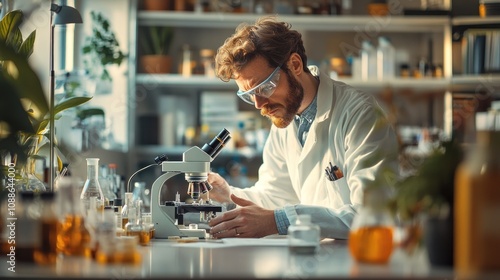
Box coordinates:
[325,162,343,181]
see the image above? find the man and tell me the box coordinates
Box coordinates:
[207,16,399,239]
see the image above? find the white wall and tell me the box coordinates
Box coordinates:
[75,0,130,152]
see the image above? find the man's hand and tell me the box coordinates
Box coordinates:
[205,172,232,203]
[209,194,279,238]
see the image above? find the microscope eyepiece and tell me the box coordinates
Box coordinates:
[201,128,230,158]
[154,154,168,165]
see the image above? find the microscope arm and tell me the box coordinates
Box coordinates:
[150,171,183,238]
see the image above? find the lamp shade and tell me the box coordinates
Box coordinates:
[51,4,83,25]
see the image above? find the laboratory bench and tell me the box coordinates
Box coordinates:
[0,237,475,280]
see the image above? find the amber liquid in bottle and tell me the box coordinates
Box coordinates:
[349,226,394,264]
[57,215,91,257]
[122,218,129,229]
[34,218,59,264]
[455,131,500,275]
[126,230,150,246]
[17,246,36,262]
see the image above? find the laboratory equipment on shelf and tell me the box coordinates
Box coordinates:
[150,128,231,238]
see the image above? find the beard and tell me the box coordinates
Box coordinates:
[261,71,304,128]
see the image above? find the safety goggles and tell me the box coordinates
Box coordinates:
[236,66,281,105]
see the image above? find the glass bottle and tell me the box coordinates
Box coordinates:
[360,40,377,80]
[348,187,394,264]
[125,200,149,246]
[113,198,123,234]
[455,111,500,275]
[16,191,41,262]
[376,36,396,81]
[341,0,352,15]
[80,158,104,213]
[114,236,141,264]
[99,164,117,206]
[34,191,58,264]
[95,206,117,264]
[121,192,134,229]
[180,44,193,77]
[288,214,320,254]
[199,49,215,77]
[108,163,119,197]
[133,181,150,212]
[57,177,92,257]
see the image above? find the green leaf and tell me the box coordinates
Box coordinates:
[18,30,36,58]
[0,10,23,45]
[0,41,48,121]
[54,96,93,116]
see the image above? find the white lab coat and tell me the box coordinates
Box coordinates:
[231,66,399,239]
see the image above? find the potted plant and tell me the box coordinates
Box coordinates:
[138,25,174,74]
[392,139,463,267]
[82,11,127,93]
[1,10,91,191]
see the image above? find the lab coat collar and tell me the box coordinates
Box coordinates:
[308,65,334,123]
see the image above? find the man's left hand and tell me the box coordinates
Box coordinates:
[208,194,279,238]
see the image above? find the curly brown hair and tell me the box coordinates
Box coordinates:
[215,16,310,82]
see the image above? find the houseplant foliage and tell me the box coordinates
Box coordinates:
[391,139,463,264]
[0,10,47,164]
[82,11,127,82]
[0,10,91,190]
[138,25,174,73]
[393,140,463,221]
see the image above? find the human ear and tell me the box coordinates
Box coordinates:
[287,53,303,76]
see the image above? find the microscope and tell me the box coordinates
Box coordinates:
[151,128,231,238]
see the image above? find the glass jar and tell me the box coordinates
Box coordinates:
[199,49,215,77]
[288,214,320,254]
[16,191,40,262]
[348,188,394,264]
[121,192,134,229]
[34,192,58,264]
[57,177,92,257]
[455,125,500,275]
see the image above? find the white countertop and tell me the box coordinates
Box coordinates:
[0,237,463,279]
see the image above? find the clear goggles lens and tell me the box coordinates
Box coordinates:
[236,66,281,105]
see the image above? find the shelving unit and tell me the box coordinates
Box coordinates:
[127,1,499,182]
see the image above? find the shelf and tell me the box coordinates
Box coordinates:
[451,74,500,94]
[136,74,449,92]
[138,11,450,32]
[338,77,449,91]
[136,74,235,89]
[452,16,500,26]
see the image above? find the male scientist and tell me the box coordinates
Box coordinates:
[207,16,399,239]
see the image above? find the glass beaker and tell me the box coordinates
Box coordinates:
[348,188,394,264]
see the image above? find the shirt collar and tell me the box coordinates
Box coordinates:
[295,93,317,124]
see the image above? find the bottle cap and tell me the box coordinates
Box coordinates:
[40,191,56,200]
[114,198,123,206]
[124,192,134,203]
[20,191,35,200]
[86,158,100,165]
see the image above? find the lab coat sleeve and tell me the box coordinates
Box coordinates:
[283,204,356,239]
[231,126,300,209]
